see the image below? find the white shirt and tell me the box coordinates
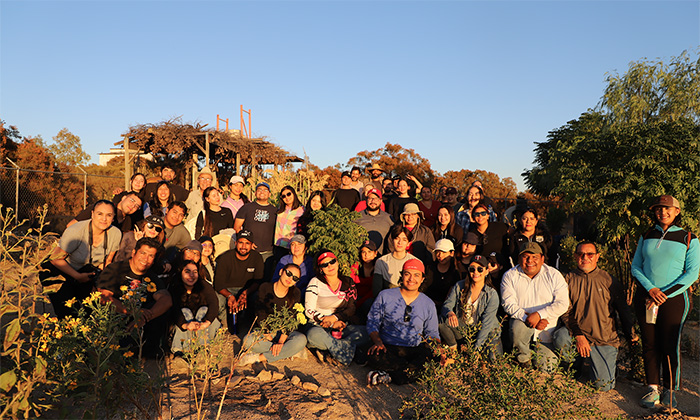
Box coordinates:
[500,264,569,343]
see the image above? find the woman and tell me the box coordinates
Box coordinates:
[195,187,235,238]
[424,239,461,307]
[467,202,511,281]
[45,200,122,318]
[439,254,501,353]
[296,190,326,239]
[115,215,166,262]
[239,263,308,365]
[168,260,221,355]
[432,204,464,246]
[221,175,249,218]
[351,240,379,321]
[455,185,496,231]
[272,234,314,294]
[305,251,368,365]
[418,186,440,228]
[374,225,415,296]
[387,179,418,222]
[273,186,305,262]
[113,173,147,224]
[508,208,553,264]
[631,195,700,408]
[198,236,216,285]
[144,180,174,218]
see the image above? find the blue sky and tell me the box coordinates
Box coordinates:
[1,1,698,191]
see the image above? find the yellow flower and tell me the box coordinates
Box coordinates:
[140,297,146,303]
[54,331,63,339]
[120,285,128,292]
[293,303,305,313]
[123,351,134,358]
[79,325,90,334]
[64,297,77,308]
[296,312,307,325]
[48,317,57,324]
[109,344,119,350]
[146,282,157,293]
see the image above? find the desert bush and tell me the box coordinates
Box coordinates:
[307,204,368,276]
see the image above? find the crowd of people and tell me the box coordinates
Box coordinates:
[42,163,699,409]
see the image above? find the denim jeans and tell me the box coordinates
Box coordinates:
[242,330,308,362]
[510,319,568,371]
[171,318,222,353]
[587,345,618,391]
[306,324,370,365]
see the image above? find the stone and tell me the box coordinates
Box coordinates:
[317,386,331,397]
[271,372,285,381]
[302,382,319,392]
[290,375,301,386]
[256,370,272,382]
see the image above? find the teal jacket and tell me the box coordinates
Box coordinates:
[631,225,700,299]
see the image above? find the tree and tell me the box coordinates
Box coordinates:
[437,169,517,199]
[48,128,91,168]
[346,143,436,186]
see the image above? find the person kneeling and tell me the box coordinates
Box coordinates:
[240,263,308,365]
[366,259,440,386]
[168,260,221,355]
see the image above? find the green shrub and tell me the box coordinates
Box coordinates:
[307,204,368,276]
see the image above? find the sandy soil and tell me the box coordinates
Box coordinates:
[158,328,700,420]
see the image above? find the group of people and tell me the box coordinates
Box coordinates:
[43,162,698,409]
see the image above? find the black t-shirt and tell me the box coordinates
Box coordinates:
[332,188,361,211]
[195,207,235,238]
[96,259,165,309]
[254,282,301,326]
[235,202,277,253]
[213,249,265,292]
[468,221,511,269]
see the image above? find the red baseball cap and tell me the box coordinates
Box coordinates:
[367,188,382,199]
[402,258,425,274]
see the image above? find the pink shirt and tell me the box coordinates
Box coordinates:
[274,206,305,248]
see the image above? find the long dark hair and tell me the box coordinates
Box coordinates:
[297,190,327,238]
[433,204,458,238]
[148,180,174,214]
[200,186,221,237]
[169,259,204,301]
[130,172,146,194]
[277,185,302,214]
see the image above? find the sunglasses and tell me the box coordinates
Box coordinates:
[403,305,413,322]
[318,258,337,269]
[468,266,486,273]
[281,192,293,198]
[575,252,597,258]
[473,211,489,217]
[284,269,300,282]
[146,223,163,233]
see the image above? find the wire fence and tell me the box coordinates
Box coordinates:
[0,166,123,231]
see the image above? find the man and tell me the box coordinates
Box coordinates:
[332,171,361,210]
[163,201,192,259]
[213,230,264,331]
[234,182,277,261]
[455,232,479,278]
[501,242,569,370]
[561,241,635,391]
[67,192,142,232]
[366,258,440,385]
[349,166,364,193]
[384,203,435,265]
[143,164,190,202]
[184,168,215,223]
[354,188,393,254]
[366,163,385,191]
[97,237,173,358]
[472,180,495,209]
[443,187,459,211]
[381,178,395,209]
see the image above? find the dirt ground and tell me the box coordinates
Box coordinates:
[158,326,700,420]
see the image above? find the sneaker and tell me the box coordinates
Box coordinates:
[367,370,391,386]
[660,389,678,408]
[238,352,260,366]
[641,387,660,408]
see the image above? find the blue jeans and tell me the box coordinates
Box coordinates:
[510,319,568,371]
[171,319,222,352]
[242,330,308,362]
[586,345,618,391]
[306,324,370,365]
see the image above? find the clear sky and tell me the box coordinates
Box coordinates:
[1,0,698,191]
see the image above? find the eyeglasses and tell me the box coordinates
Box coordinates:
[284,269,300,282]
[127,197,140,206]
[575,252,597,258]
[318,258,337,269]
[468,266,485,273]
[473,211,488,217]
[198,177,212,182]
[281,192,293,199]
[146,223,163,233]
[186,250,201,256]
[403,305,413,322]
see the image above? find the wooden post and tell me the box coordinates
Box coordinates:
[123,135,130,190]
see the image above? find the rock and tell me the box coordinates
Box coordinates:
[302,382,319,392]
[317,386,331,397]
[228,375,244,387]
[290,375,301,386]
[271,372,285,381]
[256,370,272,382]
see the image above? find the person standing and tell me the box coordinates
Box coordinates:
[184,168,215,224]
[366,163,386,191]
[418,186,439,228]
[332,171,361,211]
[349,166,365,193]
[142,164,190,202]
[234,182,278,262]
[354,188,393,254]
[221,175,249,218]
[561,241,636,391]
[631,195,700,408]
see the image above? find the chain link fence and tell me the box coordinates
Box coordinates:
[0,167,123,232]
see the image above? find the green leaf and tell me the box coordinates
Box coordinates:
[33,356,47,377]
[0,370,17,392]
[3,319,20,350]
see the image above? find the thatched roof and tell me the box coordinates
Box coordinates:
[121,119,302,166]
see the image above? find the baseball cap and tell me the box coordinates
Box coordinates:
[434,238,455,253]
[144,215,165,229]
[367,188,382,199]
[650,195,680,210]
[469,254,489,268]
[519,242,543,255]
[360,240,378,252]
[229,175,245,185]
[290,234,307,245]
[402,258,425,274]
[445,187,458,195]
[183,240,203,252]
[462,232,479,245]
[237,230,254,243]
[255,181,270,191]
